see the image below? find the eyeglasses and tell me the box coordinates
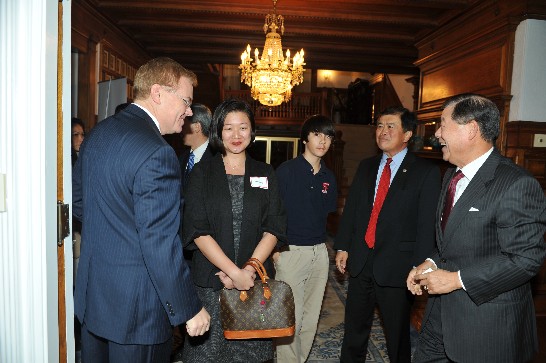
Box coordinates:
[162,86,192,107]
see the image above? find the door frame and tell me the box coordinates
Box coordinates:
[59,1,76,362]
[0,0,73,362]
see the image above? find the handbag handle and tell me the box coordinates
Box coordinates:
[245,258,268,282]
[239,258,272,301]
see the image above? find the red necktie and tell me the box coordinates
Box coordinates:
[365,158,392,248]
[441,170,465,232]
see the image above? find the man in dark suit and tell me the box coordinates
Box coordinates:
[334,107,441,363]
[179,103,214,192]
[173,103,214,362]
[73,57,210,363]
[409,93,546,363]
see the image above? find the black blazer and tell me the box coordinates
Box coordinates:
[183,153,286,290]
[334,151,441,287]
[179,143,214,192]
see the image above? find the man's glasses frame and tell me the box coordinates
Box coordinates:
[161,86,192,107]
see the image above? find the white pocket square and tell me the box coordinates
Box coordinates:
[469,207,479,211]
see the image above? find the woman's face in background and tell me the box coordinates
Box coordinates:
[72,124,85,152]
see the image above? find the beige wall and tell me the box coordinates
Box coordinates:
[335,124,378,185]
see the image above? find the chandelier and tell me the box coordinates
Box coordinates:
[239,0,305,107]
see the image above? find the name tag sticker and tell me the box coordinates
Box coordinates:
[250,176,268,189]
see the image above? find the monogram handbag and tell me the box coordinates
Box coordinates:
[219,257,295,339]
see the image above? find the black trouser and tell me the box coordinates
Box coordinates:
[340,254,412,363]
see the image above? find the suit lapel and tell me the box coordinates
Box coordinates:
[183,144,213,169]
[202,145,213,161]
[384,152,415,201]
[441,150,500,247]
[367,156,382,209]
[180,151,189,169]
[242,157,262,221]
[436,168,453,254]
[210,154,235,240]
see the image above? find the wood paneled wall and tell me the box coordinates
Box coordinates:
[414,0,524,152]
[506,121,546,190]
[72,1,150,130]
[72,1,223,135]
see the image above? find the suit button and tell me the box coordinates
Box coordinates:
[440,258,447,263]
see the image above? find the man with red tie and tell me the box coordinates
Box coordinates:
[334,107,441,363]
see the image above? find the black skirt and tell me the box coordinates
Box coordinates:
[182,286,274,363]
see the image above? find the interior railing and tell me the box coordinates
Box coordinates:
[223,90,325,122]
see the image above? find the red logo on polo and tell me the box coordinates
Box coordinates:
[322,182,330,194]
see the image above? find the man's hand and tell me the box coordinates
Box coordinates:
[407,260,436,295]
[185,307,210,337]
[335,251,348,274]
[413,269,462,295]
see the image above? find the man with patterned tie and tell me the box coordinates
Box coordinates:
[179,103,214,193]
[173,103,215,362]
[409,93,546,363]
[334,107,441,363]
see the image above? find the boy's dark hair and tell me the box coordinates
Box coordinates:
[377,106,418,134]
[300,114,335,142]
[210,99,256,155]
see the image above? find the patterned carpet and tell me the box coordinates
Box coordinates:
[306,240,418,362]
[306,241,387,362]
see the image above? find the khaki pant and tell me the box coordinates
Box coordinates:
[274,243,329,363]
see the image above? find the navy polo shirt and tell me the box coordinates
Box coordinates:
[276,154,338,246]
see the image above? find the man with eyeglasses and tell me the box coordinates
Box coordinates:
[73,57,210,363]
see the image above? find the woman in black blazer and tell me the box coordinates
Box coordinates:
[182,99,286,362]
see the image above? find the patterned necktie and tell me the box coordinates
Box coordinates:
[441,170,465,232]
[364,158,392,248]
[185,151,195,185]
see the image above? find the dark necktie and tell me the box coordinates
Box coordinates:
[441,170,465,232]
[184,151,195,185]
[364,158,392,248]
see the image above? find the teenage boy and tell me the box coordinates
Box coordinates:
[273,115,338,363]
